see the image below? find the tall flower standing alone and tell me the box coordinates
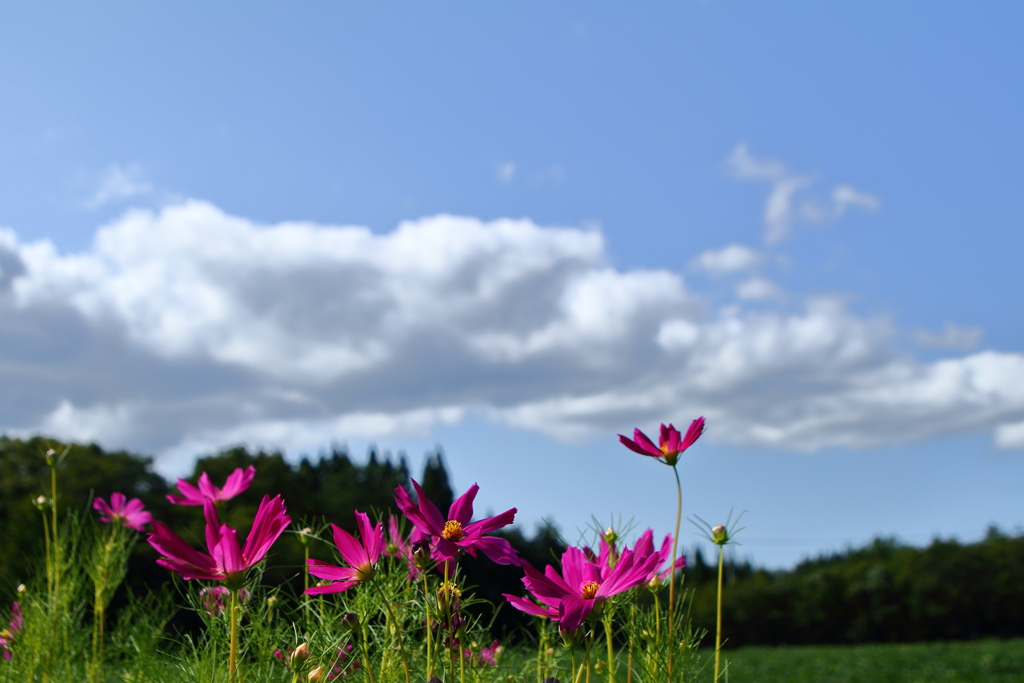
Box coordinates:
[166,466,257,506]
[618,416,705,678]
[148,494,290,682]
[93,493,152,531]
[91,493,152,681]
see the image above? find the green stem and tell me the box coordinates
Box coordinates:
[715,545,724,681]
[373,581,411,683]
[41,510,52,600]
[585,630,593,683]
[229,588,239,683]
[423,571,435,680]
[668,465,683,680]
[360,619,377,683]
[303,545,310,630]
[51,466,60,607]
[603,615,615,682]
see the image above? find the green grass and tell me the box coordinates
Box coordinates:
[713,638,1024,683]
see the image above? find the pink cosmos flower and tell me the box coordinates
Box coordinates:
[93,492,152,531]
[167,465,256,506]
[148,494,290,588]
[305,511,385,595]
[394,480,519,566]
[503,545,660,633]
[0,602,21,662]
[618,417,705,467]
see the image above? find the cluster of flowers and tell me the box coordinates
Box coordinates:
[0,599,22,662]
[79,418,704,679]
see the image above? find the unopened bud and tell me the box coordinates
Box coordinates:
[45,449,57,466]
[411,539,432,568]
[543,676,562,683]
[307,665,325,682]
[712,524,728,545]
[17,584,26,594]
[34,495,49,510]
[340,612,359,631]
[437,580,462,611]
[602,526,618,544]
[266,596,277,607]
[290,642,310,668]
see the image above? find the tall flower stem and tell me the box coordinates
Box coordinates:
[228,588,239,683]
[714,545,724,681]
[422,571,435,680]
[360,617,377,683]
[50,465,60,607]
[667,464,683,679]
[303,544,310,630]
[92,525,117,683]
[603,614,615,682]
[373,581,411,683]
[41,508,52,599]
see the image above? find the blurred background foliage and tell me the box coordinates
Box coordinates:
[1,435,1022,645]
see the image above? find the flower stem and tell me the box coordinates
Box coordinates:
[422,570,435,680]
[668,464,683,680]
[373,581,411,683]
[228,588,239,683]
[603,614,615,682]
[360,617,377,683]
[41,510,52,600]
[51,465,60,607]
[715,545,724,681]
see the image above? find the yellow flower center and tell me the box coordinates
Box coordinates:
[580,581,600,600]
[441,519,464,541]
[438,580,462,599]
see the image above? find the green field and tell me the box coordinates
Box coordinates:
[712,638,1024,683]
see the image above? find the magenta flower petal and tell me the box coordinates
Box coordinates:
[331,524,369,569]
[214,527,245,577]
[241,495,291,565]
[447,483,478,525]
[307,558,360,583]
[503,593,559,619]
[220,465,256,499]
[467,536,520,566]
[464,507,517,536]
[166,478,205,505]
[148,521,222,581]
[410,479,447,532]
[558,595,594,634]
[197,472,219,501]
[305,580,357,595]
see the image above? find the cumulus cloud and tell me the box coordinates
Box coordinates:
[2,198,1023,467]
[735,277,783,301]
[727,144,879,244]
[692,244,762,274]
[915,323,984,351]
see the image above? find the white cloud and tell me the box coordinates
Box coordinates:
[693,244,761,274]
[995,420,1024,449]
[915,323,984,351]
[726,145,879,244]
[85,164,153,209]
[495,162,516,184]
[2,198,1023,465]
[736,277,783,301]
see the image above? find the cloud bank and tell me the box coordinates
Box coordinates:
[1,188,1022,470]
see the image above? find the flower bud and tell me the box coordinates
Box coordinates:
[712,524,728,545]
[543,678,562,683]
[340,612,359,632]
[266,596,277,607]
[34,495,49,510]
[44,449,57,466]
[290,642,310,668]
[307,665,325,682]
[411,539,432,568]
[437,580,462,612]
[16,584,26,594]
[298,527,313,546]
[601,526,618,544]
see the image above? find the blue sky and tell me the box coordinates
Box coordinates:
[1,3,1023,567]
